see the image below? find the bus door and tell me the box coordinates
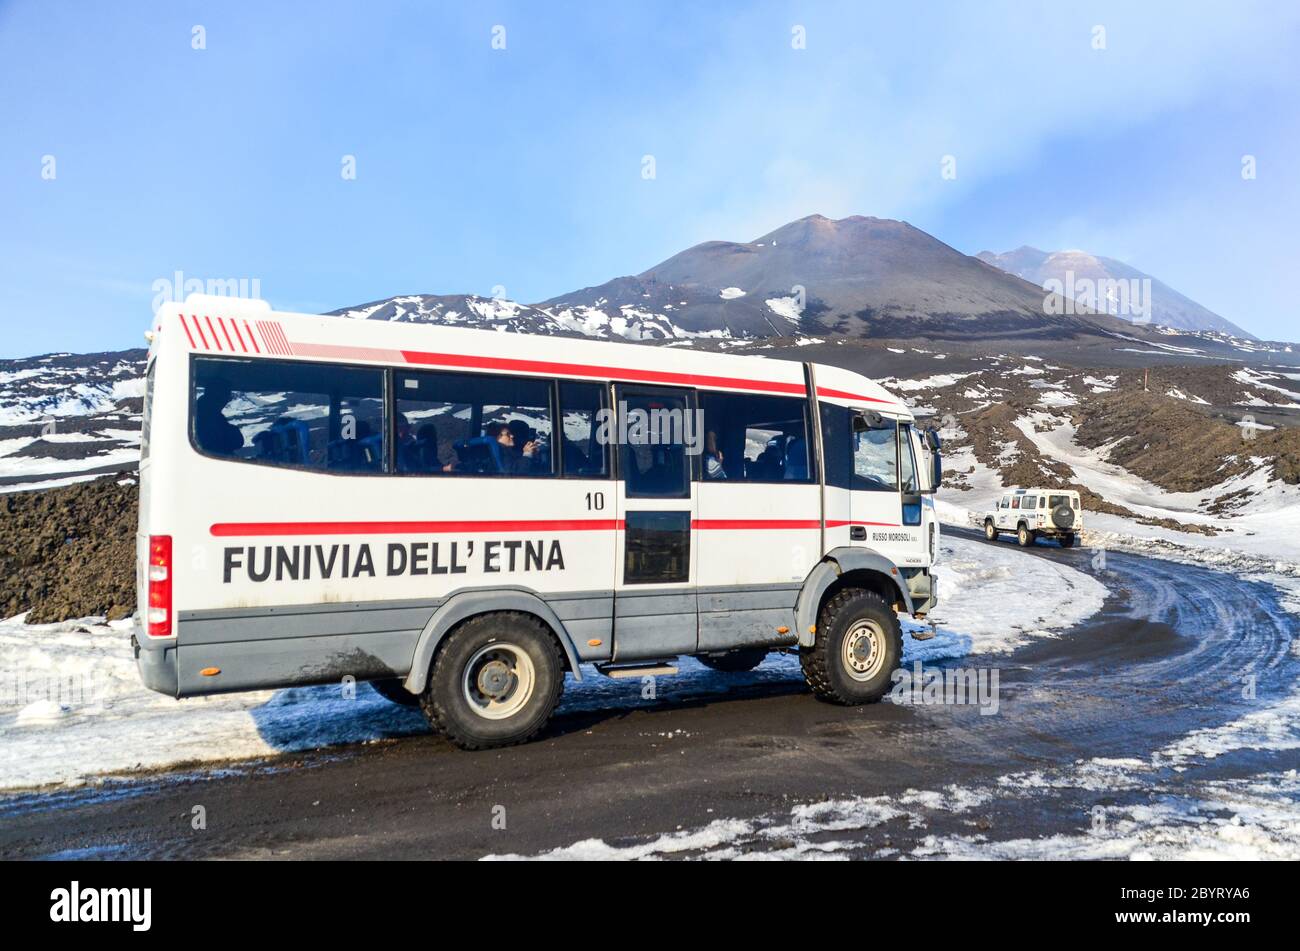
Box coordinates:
[849,412,926,568]
[611,385,699,661]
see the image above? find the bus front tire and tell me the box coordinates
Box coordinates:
[421,612,565,751]
[698,648,768,673]
[800,589,902,705]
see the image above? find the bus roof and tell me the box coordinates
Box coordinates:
[156,295,911,418]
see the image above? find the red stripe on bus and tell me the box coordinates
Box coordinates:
[192,315,210,350]
[254,321,271,353]
[210,517,880,537]
[397,349,808,396]
[815,386,892,405]
[178,314,197,349]
[825,520,902,528]
[230,319,249,352]
[243,320,261,353]
[218,317,236,352]
[205,316,223,351]
[276,324,295,355]
[692,519,820,530]
[211,518,627,537]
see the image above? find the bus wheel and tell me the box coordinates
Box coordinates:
[800,589,902,705]
[421,612,565,751]
[1017,524,1034,547]
[1059,533,1076,548]
[370,678,419,706]
[698,648,768,673]
[983,519,999,542]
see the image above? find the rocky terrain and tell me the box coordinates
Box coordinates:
[0,476,137,622]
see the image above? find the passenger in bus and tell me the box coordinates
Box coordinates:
[394,414,419,471]
[508,419,548,473]
[413,422,445,472]
[194,383,244,456]
[488,420,540,475]
[703,430,727,479]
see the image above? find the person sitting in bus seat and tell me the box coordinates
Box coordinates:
[489,420,539,475]
[703,430,726,479]
[507,419,548,473]
[413,422,443,472]
[784,435,808,480]
[394,413,418,470]
[194,383,243,456]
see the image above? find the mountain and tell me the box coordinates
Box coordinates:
[0,349,146,491]
[333,215,1135,343]
[976,246,1254,339]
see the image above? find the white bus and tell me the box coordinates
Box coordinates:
[135,294,941,749]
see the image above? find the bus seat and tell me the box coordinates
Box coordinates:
[255,418,311,465]
[784,436,808,480]
[453,435,504,474]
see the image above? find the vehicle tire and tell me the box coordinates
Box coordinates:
[800,588,903,705]
[420,612,565,751]
[370,677,420,706]
[1059,533,1076,548]
[698,648,768,673]
[984,519,999,542]
[1017,524,1034,547]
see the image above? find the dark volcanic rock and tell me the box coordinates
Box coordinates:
[0,477,138,622]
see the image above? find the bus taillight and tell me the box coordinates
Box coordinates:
[147,534,173,638]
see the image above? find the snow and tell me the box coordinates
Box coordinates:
[879,372,974,392]
[764,296,802,322]
[718,287,746,300]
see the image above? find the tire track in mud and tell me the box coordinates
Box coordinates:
[1,535,1296,859]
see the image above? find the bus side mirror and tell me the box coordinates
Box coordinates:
[923,428,942,494]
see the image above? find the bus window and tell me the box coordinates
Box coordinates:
[620,390,691,498]
[191,357,385,473]
[899,423,918,493]
[851,418,898,491]
[697,391,811,483]
[394,369,553,477]
[558,381,608,478]
[141,359,156,461]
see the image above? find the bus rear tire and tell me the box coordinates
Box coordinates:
[421,612,565,751]
[370,678,420,706]
[1059,533,1076,548]
[800,589,902,705]
[698,648,768,673]
[1017,524,1034,547]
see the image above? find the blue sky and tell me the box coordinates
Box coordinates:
[1,0,1297,356]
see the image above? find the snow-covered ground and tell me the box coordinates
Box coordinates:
[0,536,1103,792]
[488,689,1300,860]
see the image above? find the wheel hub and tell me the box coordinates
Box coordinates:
[477,659,513,698]
[462,643,537,720]
[842,620,885,681]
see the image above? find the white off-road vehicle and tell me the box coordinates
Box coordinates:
[983,488,1082,548]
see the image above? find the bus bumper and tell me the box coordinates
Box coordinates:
[132,628,179,698]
